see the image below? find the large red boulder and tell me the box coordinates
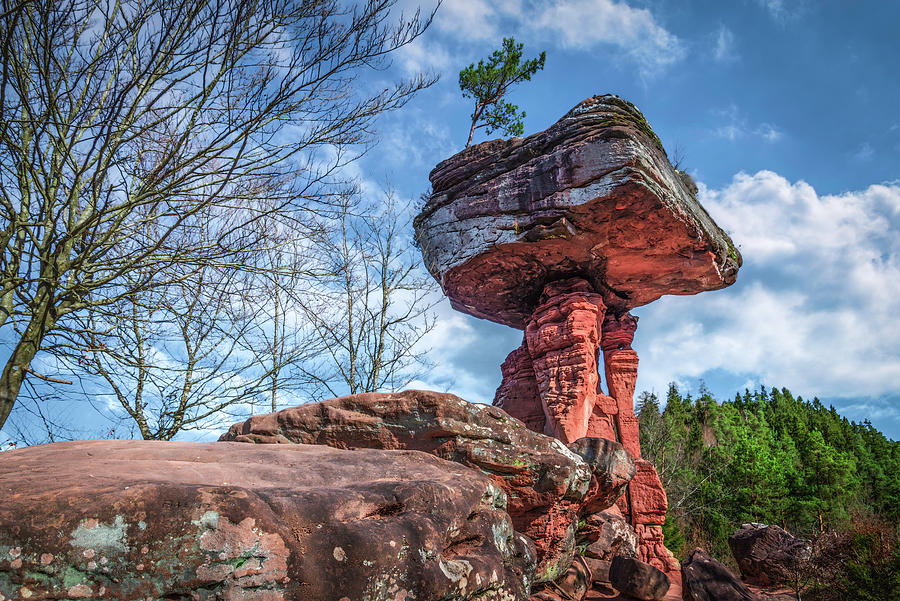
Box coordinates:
[567,437,636,514]
[0,440,535,601]
[578,509,639,561]
[221,391,608,583]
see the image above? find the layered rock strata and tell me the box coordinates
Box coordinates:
[524,278,606,443]
[0,440,535,601]
[415,95,742,599]
[414,95,740,328]
[221,390,635,584]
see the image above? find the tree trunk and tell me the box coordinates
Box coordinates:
[0,305,56,430]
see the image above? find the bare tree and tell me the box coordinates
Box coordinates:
[296,188,437,399]
[77,208,271,440]
[0,0,437,430]
[239,213,327,413]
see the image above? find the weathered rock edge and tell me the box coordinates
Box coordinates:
[414,94,741,328]
[221,390,634,584]
[0,440,535,601]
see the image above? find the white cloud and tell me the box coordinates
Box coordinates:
[634,171,900,402]
[713,105,783,142]
[528,0,685,77]
[429,0,685,79]
[395,36,455,75]
[713,25,738,63]
[852,142,874,161]
[434,0,512,41]
[755,0,809,21]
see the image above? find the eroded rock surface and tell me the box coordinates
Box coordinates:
[531,556,592,601]
[0,440,534,601]
[568,437,636,514]
[221,390,597,583]
[578,509,639,562]
[524,279,606,443]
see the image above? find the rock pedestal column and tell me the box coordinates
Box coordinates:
[524,279,606,443]
[598,312,681,588]
[599,312,641,459]
[495,341,546,434]
[494,281,681,596]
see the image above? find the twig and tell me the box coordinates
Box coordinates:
[24,368,73,385]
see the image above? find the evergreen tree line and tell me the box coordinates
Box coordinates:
[637,384,899,598]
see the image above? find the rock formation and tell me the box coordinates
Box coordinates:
[221,390,633,584]
[728,523,810,587]
[0,439,535,600]
[681,548,760,601]
[415,95,742,595]
[609,555,670,601]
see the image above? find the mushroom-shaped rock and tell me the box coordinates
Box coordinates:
[414,94,741,328]
[415,95,741,600]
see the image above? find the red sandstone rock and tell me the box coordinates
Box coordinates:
[600,312,642,459]
[531,556,592,601]
[415,95,740,601]
[525,279,606,443]
[0,440,534,601]
[586,393,618,441]
[414,95,741,328]
[495,337,546,433]
[629,460,669,525]
[578,510,639,561]
[568,438,636,514]
[221,390,593,583]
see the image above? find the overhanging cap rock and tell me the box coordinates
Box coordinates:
[414,95,741,329]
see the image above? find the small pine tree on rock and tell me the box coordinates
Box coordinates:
[459,37,546,147]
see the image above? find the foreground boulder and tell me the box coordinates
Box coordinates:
[609,556,670,601]
[578,509,639,560]
[728,523,809,586]
[681,548,758,601]
[0,440,534,600]
[531,556,592,601]
[578,508,639,589]
[221,390,606,583]
[567,437,636,514]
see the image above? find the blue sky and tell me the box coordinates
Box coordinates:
[3,0,898,445]
[357,0,900,439]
